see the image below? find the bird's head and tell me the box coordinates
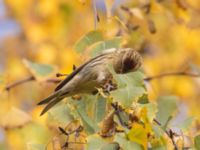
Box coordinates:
[113,48,142,74]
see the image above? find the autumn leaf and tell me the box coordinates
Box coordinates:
[114,133,142,150]
[74,30,104,53]
[23,59,57,81]
[0,107,31,129]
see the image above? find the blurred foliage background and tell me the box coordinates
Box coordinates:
[1,0,200,149]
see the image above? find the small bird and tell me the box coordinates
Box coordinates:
[38,48,142,115]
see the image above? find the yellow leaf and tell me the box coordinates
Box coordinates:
[140,107,153,134]
[127,123,148,150]
[0,107,31,129]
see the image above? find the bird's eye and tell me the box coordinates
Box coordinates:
[122,58,137,73]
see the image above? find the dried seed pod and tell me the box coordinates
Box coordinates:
[100,111,115,137]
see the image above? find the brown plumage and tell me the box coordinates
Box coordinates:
[38,48,142,116]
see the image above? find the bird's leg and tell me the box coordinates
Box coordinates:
[103,79,117,93]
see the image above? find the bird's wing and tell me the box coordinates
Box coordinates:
[54,53,110,91]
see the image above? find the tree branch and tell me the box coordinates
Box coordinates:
[5,75,61,91]
[5,76,35,91]
[144,71,200,81]
[4,71,200,91]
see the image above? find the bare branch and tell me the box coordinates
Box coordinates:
[144,71,200,81]
[46,78,61,84]
[5,76,35,91]
[5,76,61,91]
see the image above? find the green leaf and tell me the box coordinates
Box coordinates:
[75,94,107,124]
[150,146,167,150]
[195,135,200,150]
[113,71,144,88]
[74,30,104,53]
[100,143,119,150]
[76,100,99,134]
[89,37,123,57]
[27,143,45,150]
[113,109,129,128]
[94,95,107,123]
[138,94,149,104]
[111,86,145,108]
[152,125,165,138]
[86,135,106,150]
[156,96,178,129]
[110,71,146,107]
[114,134,143,150]
[23,59,56,81]
[86,135,119,150]
[48,103,74,125]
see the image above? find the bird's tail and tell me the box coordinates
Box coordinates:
[37,90,61,105]
[39,96,64,116]
[38,90,69,116]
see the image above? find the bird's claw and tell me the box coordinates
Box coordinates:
[103,80,117,93]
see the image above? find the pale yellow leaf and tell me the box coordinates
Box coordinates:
[0,107,31,129]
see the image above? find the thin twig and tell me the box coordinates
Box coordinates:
[59,125,85,149]
[5,76,61,91]
[5,76,35,91]
[46,78,61,83]
[153,119,178,150]
[92,0,98,29]
[144,71,200,81]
